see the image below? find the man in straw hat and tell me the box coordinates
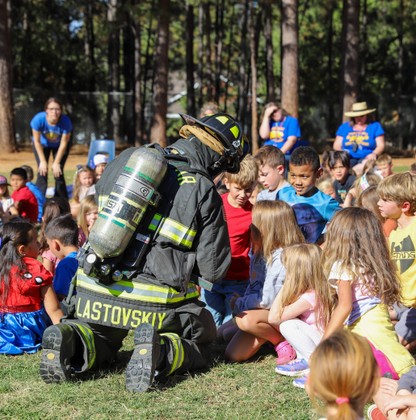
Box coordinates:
[334,101,385,176]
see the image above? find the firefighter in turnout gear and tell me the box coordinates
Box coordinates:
[39,113,249,392]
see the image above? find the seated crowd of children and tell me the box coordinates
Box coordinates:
[1,143,416,419]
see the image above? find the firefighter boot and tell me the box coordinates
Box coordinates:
[126,323,161,392]
[40,324,77,383]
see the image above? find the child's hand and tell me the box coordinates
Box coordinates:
[384,394,415,414]
[230,293,240,311]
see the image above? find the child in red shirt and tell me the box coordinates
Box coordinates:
[201,155,258,326]
[10,167,38,223]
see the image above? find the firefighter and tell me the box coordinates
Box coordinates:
[39,113,249,392]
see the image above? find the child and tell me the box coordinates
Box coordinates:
[269,243,334,388]
[316,176,337,200]
[328,150,356,205]
[0,175,18,223]
[343,169,381,208]
[21,164,46,222]
[218,200,305,362]
[322,207,415,377]
[377,172,416,353]
[254,145,290,201]
[70,165,96,218]
[356,185,397,237]
[0,221,63,354]
[77,194,99,244]
[39,197,72,274]
[10,167,38,223]
[93,154,109,180]
[308,330,380,420]
[45,214,79,301]
[201,155,258,326]
[277,146,340,244]
[376,153,394,178]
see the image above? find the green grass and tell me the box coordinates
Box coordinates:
[0,333,314,419]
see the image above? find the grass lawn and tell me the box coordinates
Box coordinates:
[0,333,314,419]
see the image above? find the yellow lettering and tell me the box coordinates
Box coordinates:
[122,307,132,327]
[76,296,82,316]
[142,311,152,324]
[131,310,142,329]
[157,312,167,329]
[111,306,121,325]
[82,299,91,319]
[151,312,157,327]
[91,301,102,321]
[102,304,112,323]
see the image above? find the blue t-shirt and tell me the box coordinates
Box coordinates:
[336,121,384,160]
[263,115,301,155]
[26,182,45,222]
[277,186,341,243]
[30,111,73,149]
[53,251,78,298]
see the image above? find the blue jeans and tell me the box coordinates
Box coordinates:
[200,279,249,327]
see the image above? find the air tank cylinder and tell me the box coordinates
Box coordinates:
[88,147,167,259]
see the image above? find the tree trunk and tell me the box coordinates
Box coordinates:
[250,4,259,154]
[341,0,360,121]
[123,14,135,145]
[132,9,143,146]
[107,0,122,143]
[0,0,17,153]
[203,2,214,102]
[237,0,249,128]
[185,2,196,117]
[325,0,336,134]
[281,0,299,118]
[214,0,225,104]
[263,0,276,103]
[197,3,204,111]
[150,0,169,147]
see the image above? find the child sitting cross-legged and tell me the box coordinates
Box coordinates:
[268,243,334,389]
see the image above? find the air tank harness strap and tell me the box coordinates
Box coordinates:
[179,125,225,155]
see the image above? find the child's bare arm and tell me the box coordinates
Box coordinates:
[41,284,64,324]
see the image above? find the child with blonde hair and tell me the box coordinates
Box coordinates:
[77,195,98,244]
[308,329,380,420]
[70,165,96,218]
[269,243,334,388]
[322,207,415,377]
[218,200,304,362]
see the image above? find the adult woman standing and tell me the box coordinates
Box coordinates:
[259,102,301,156]
[31,98,73,199]
[334,101,385,175]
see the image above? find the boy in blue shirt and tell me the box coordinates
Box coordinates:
[277,146,340,244]
[21,165,45,222]
[45,214,79,301]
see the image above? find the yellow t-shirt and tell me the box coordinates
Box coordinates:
[389,217,416,307]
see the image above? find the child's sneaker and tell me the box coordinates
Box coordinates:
[292,375,307,389]
[275,358,309,377]
[367,404,387,420]
[275,340,297,365]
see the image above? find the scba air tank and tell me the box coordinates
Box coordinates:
[88,147,167,259]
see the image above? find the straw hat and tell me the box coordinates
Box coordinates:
[345,102,376,117]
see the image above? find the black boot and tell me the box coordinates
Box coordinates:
[125,324,161,392]
[39,324,76,384]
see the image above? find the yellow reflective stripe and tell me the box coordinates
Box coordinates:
[73,323,96,369]
[148,213,162,232]
[160,332,184,375]
[98,194,109,211]
[216,115,229,124]
[77,269,199,304]
[158,217,196,248]
[230,125,240,139]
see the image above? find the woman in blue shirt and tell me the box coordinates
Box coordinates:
[259,102,301,156]
[334,101,385,176]
[31,98,73,199]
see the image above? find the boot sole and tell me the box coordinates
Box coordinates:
[125,324,159,392]
[40,326,72,384]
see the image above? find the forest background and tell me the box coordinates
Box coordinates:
[0,0,415,156]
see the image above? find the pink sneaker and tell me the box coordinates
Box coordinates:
[275,341,296,365]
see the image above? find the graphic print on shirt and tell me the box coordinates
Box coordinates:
[270,125,285,140]
[391,235,415,274]
[345,131,370,150]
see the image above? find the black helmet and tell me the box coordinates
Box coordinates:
[180,113,250,173]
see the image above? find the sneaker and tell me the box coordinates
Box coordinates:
[40,324,76,383]
[292,375,307,389]
[275,340,297,365]
[367,404,387,420]
[275,358,309,377]
[125,323,160,392]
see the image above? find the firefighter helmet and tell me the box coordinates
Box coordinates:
[180,113,250,173]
